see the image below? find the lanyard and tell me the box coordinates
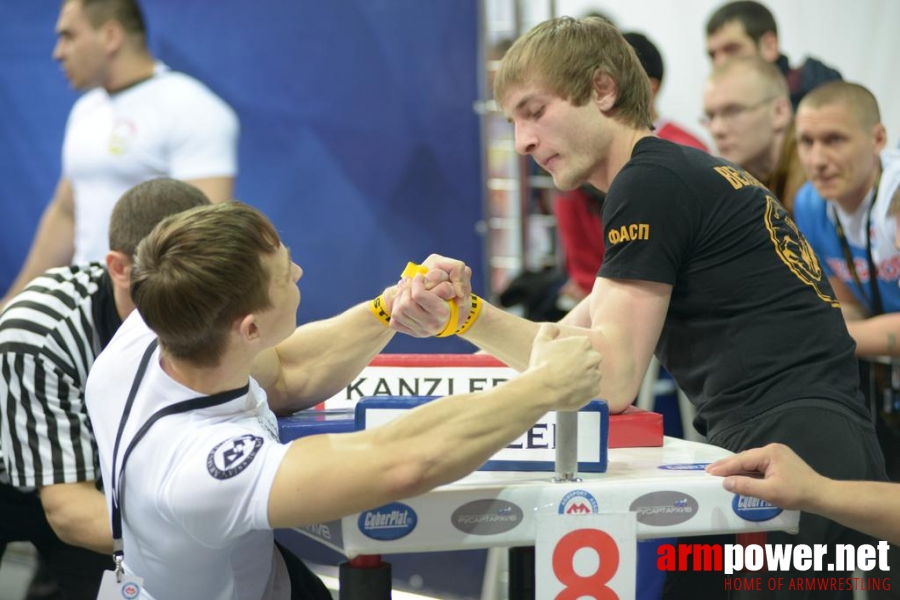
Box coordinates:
[831,168,884,316]
[109,339,249,581]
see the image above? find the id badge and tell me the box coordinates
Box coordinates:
[97,570,144,599]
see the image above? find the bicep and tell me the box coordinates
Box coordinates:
[268,431,408,528]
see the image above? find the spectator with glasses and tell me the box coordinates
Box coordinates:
[702,56,805,214]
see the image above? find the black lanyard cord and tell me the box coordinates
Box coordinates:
[109,339,249,570]
[831,167,884,316]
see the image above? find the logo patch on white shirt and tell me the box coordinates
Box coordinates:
[206,434,264,480]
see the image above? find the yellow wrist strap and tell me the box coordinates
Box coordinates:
[454,293,483,336]
[369,294,392,327]
[393,262,482,337]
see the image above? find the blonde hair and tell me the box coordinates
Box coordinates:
[708,56,788,101]
[495,16,652,129]
[799,81,881,131]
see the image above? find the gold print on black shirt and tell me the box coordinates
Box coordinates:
[764,195,839,307]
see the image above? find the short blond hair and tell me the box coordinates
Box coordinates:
[708,56,788,101]
[495,16,652,129]
[799,81,881,131]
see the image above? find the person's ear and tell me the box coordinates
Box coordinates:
[105,251,132,288]
[771,96,792,131]
[592,70,618,112]
[872,123,887,153]
[237,314,259,342]
[100,20,124,55]
[757,31,779,63]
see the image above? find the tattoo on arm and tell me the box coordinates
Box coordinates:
[888,333,897,354]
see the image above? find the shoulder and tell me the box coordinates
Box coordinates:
[1,264,105,329]
[67,89,108,119]
[151,70,234,113]
[613,137,716,197]
[798,56,843,83]
[655,121,708,152]
[88,312,155,389]
[875,149,900,215]
[792,181,827,216]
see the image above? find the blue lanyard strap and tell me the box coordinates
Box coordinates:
[109,339,249,570]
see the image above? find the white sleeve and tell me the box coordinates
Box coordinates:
[160,426,289,548]
[166,82,239,181]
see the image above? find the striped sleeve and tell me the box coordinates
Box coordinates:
[0,264,103,488]
[0,351,97,487]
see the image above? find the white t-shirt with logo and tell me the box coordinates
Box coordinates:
[86,313,291,600]
[62,63,239,263]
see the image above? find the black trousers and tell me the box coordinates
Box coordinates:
[664,400,893,600]
[276,541,333,600]
[0,482,111,600]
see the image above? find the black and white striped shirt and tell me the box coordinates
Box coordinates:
[0,263,120,488]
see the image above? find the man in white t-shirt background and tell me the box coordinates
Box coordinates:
[0,0,238,308]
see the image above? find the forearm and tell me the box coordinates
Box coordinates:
[808,479,900,545]
[846,315,900,357]
[462,301,635,412]
[372,370,555,495]
[460,302,540,371]
[39,482,112,554]
[254,301,395,415]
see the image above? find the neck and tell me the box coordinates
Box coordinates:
[111,285,135,321]
[746,131,786,184]
[588,125,653,191]
[159,348,251,396]
[103,48,156,93]
[836,162,882,214]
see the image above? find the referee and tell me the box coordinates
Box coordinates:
[0,178,209,599]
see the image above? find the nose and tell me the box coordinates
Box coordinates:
[291,262,303,283]
[52,39,64,62]
[514,121,537,155]
[708,113,728,138]
[806,142,829,171]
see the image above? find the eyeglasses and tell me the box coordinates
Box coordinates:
[700,97,777,127]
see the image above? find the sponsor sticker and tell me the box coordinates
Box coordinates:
[298,520,343,548]
[657,463,710,471]
[732,495,783,522]
[451,499,524,535]
[558,489,599,515]
[629,492,698,526]
[358,502,418,540]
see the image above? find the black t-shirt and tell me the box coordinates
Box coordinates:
[599,137,867,438]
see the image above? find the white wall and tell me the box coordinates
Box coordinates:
[494,0,900,150]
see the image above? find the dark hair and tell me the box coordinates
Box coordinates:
[131,202,281,367]
[622,32,663,83]
[73,0,147,37]
[108,178,210,258]
[706,1,777,42]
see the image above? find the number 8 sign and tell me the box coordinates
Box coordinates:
[536,512,636,599]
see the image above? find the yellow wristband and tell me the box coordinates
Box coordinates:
[369,294,392,327]
[435,297,460,337]
[454,294,483,336]
[402,261,459,338]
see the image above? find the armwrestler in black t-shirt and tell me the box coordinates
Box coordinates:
[390,16,890,600]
